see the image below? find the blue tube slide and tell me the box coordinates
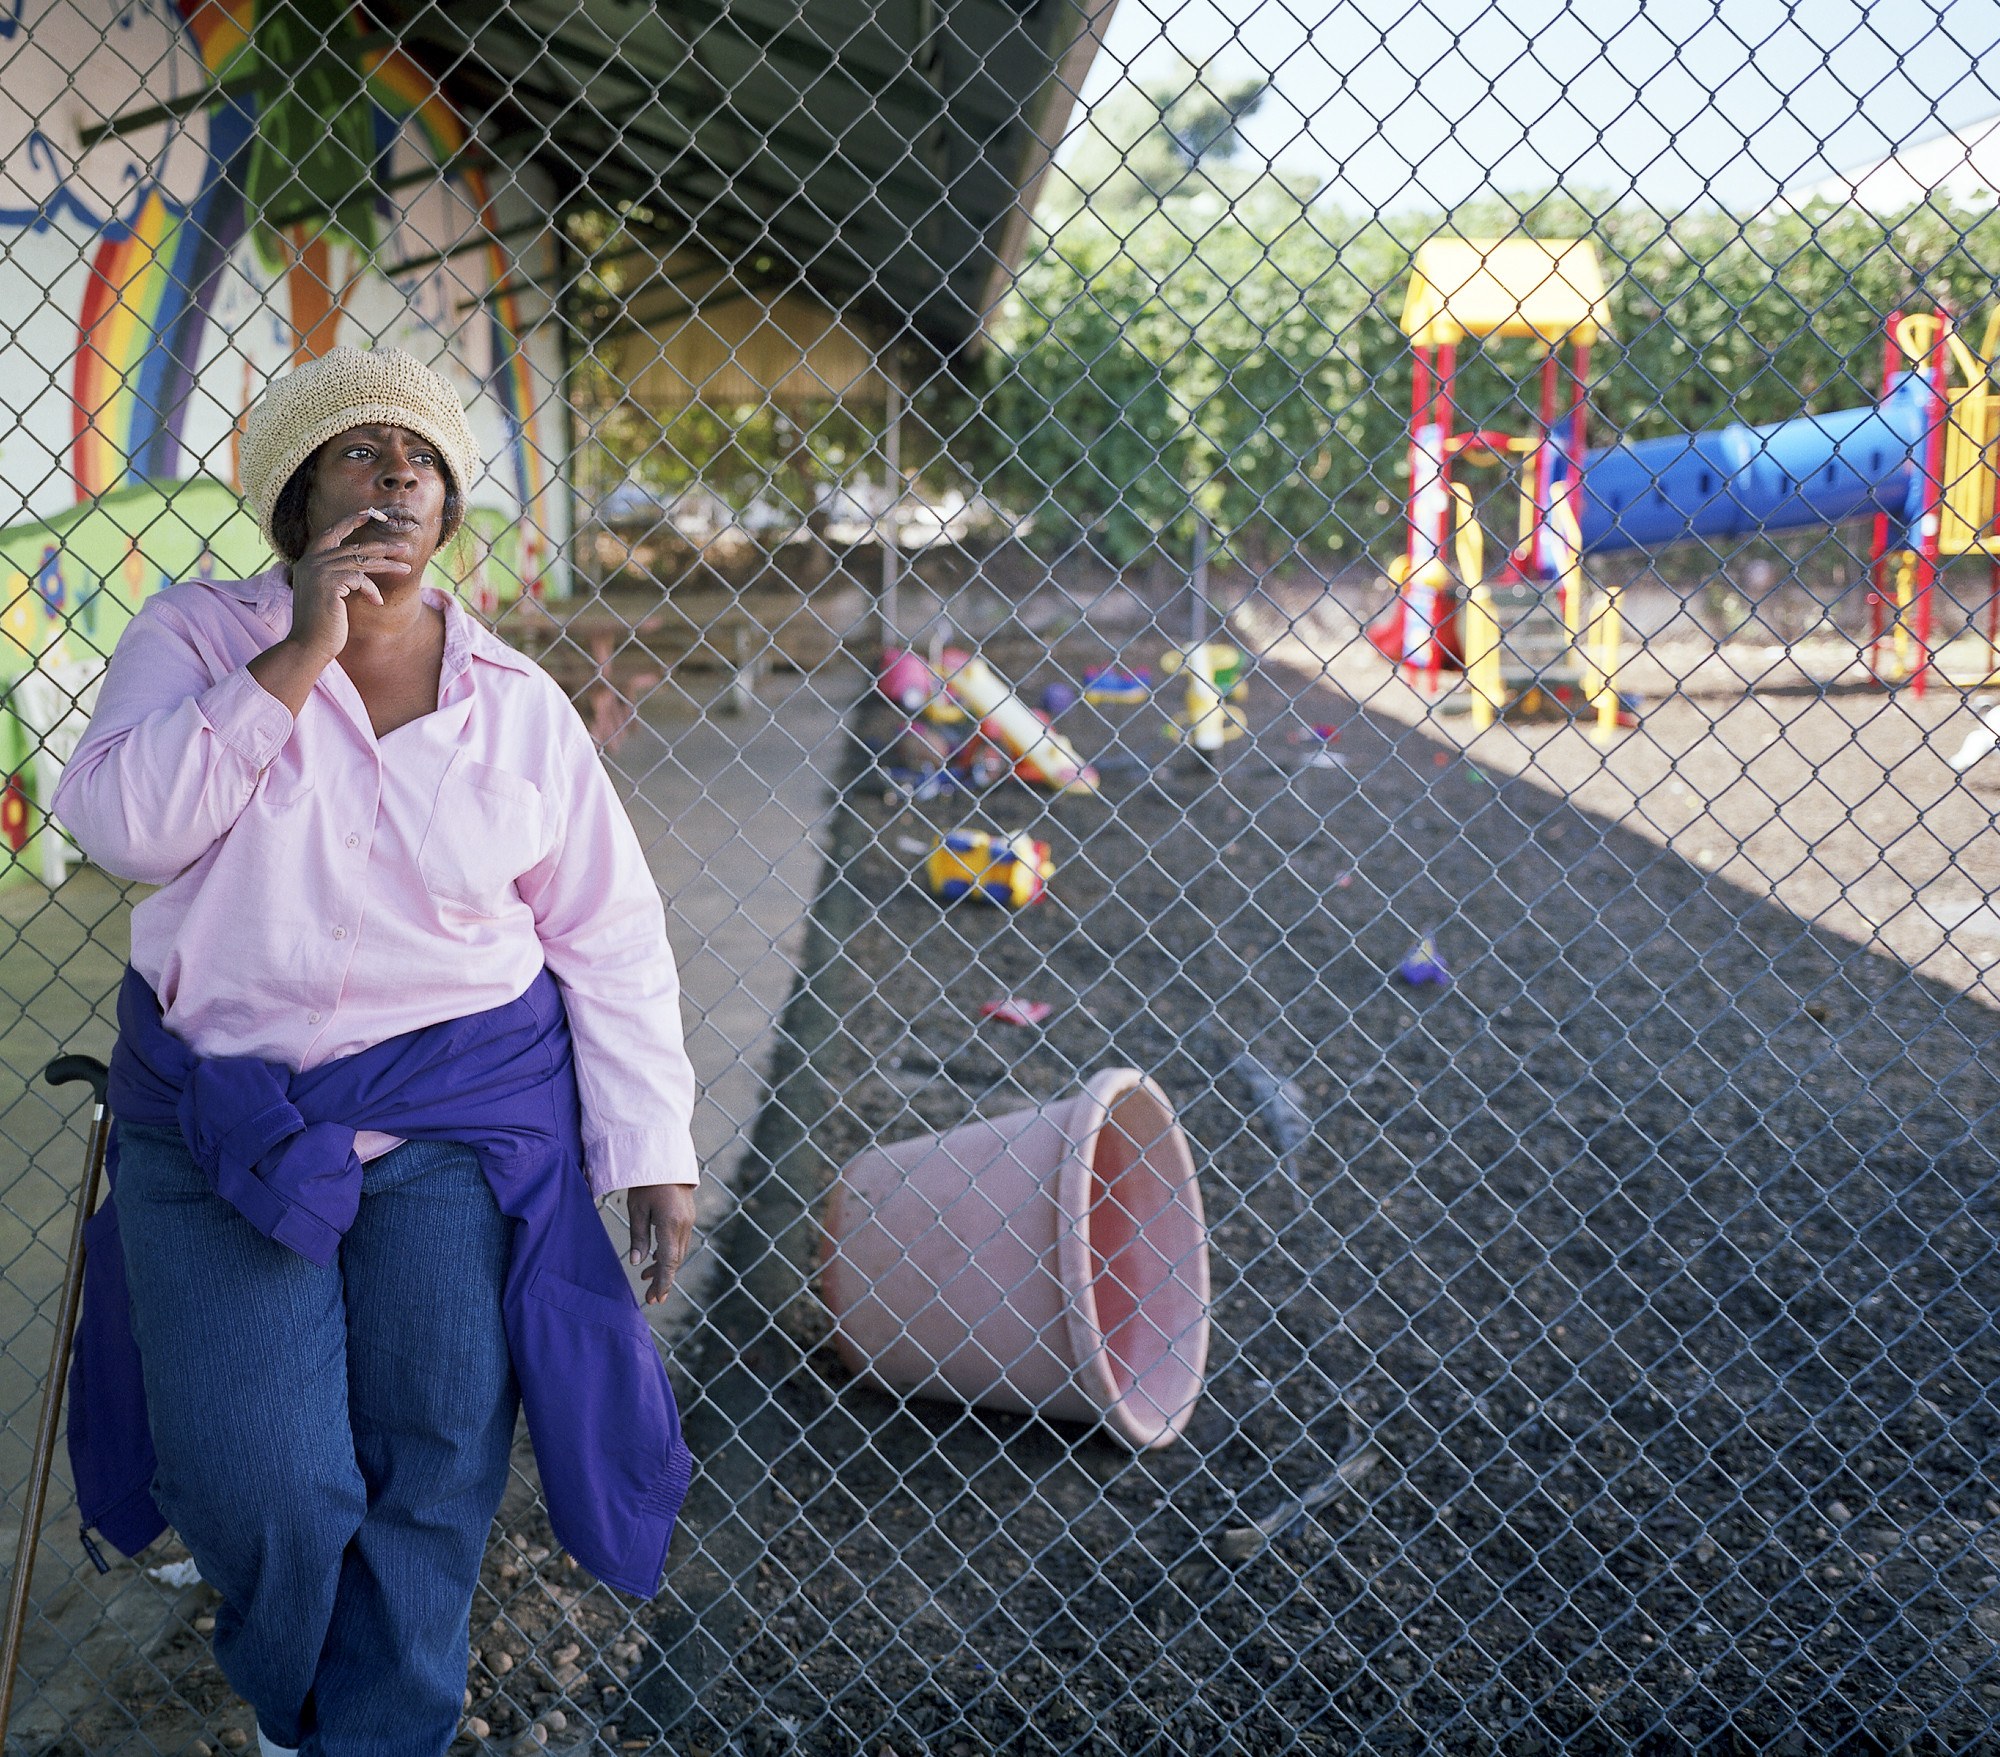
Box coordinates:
[1573,372,1932,555]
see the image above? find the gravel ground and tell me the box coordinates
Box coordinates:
[64,1443,656,1756]
[624,577,2000,1757]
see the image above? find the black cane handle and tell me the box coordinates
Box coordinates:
[42,1055,109,1108]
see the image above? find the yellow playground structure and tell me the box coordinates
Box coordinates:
[1371,236,2000,730]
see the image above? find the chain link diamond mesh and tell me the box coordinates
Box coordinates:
[0,0,1994,1752]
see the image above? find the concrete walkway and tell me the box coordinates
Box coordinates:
[606,658,862,1338]
[0,652,861,1746]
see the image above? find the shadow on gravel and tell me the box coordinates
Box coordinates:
[630,630,1998,1757]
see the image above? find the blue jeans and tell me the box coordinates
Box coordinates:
[114,1123,519,1756]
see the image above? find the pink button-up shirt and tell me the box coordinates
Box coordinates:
[53,568,697,1194]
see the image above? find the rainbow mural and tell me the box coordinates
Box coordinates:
[63,0,561,587]
[72,102,252,496]
[176,0,254,71]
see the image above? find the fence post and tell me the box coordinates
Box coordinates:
[879,374,902,652]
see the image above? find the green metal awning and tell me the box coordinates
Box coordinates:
[370,0,1115,358]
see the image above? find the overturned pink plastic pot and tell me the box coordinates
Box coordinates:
[822,1068,1210,1448]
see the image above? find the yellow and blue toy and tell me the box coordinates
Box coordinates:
[923,829,1054,907]
[1083,664,1151,705]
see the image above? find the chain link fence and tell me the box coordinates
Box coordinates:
[0,0,1997,1752]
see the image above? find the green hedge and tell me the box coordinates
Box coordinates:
[960,190,2000,567]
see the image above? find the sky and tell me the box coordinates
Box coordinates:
[1065,0,2000,214]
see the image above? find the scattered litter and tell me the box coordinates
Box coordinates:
[1038,681,1078,718]
[1468,764,1491,784]
[1215,1440,1386,1565]
[923,828,1054,907]
[1290,723,1341,743]
[980,997,1053,1026]
[894,835,928,856]
[147,1559,202,1588]
[1397,937,1452,987]
[1433,751,1451,767]
[1232,1052,1312,1177]
[1303,750,1349,771]
[1335,871,1354,888]
[1083,665,1151,704]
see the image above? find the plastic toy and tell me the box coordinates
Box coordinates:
[1039,681,1078,718]
[938,650,1099,793]
[882,719,950,773]
[948,729,1010,788]
[1083,665,1151,705]
[879,647,941,714]
[923,829,1054,907]
[875,720,956,801]
[1160,641,1250,751]
[1396,937,1452,987]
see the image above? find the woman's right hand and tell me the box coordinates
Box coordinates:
[283,508,413,663]
[249,510,412,715]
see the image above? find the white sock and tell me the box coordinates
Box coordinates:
[257,1732,299,1757]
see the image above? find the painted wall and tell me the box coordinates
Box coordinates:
[0,0,572,882]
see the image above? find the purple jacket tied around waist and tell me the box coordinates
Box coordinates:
[71,965,693,1599]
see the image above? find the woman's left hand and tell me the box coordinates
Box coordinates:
[626,1183,697,1304]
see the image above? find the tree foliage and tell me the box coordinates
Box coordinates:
[967,179,2000,568]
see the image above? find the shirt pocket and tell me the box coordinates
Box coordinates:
[418,753,546,914]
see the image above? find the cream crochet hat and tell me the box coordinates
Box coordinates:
[240,346,481,549]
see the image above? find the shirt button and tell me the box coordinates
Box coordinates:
[332,926,347,940]
[345,834,359,849]
[308,1012,321,1024]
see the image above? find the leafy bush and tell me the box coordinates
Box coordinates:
[969,184,2000,568]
